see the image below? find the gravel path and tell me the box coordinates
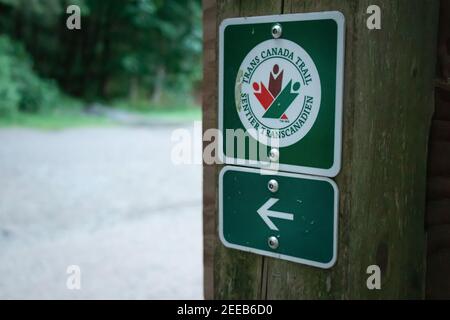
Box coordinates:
[0,126,203,299]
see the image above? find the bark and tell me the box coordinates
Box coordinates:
[203,0,439,299]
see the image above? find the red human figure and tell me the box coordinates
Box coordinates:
[268,64,288,120]
[253,82,273,110]
[268,64,283,98]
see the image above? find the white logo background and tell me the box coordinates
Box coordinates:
[236,39,321,147]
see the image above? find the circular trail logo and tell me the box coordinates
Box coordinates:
[235,39,321,147]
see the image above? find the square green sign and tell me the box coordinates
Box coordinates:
[218,12,345,177]
[219,166,338,268]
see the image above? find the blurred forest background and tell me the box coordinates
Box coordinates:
[0,0,202,128]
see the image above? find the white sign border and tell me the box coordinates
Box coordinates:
[218,11,345,178]
[218,165,339,269]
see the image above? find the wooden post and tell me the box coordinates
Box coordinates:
[203,0,440,299]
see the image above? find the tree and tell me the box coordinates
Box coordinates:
[0,0,202,102]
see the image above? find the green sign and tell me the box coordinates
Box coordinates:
[219,166,338,268]
[219,12,345,177]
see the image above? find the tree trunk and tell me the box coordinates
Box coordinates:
[203,0,439,299]
[129,76,140,103]
[150,66,165,104]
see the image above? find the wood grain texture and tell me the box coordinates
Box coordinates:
[435,88,450,120]
[204,0,440,299]
[428,142,450,176]
[426,248,450,299]
[426,199,450,227]
[202,0,217,300]
[426,23,450,298]
[427,176,450,201]
[213,0,283,300]
[430,120,450,142]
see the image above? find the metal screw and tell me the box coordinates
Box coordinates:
[268,236,279,249]
[268,179,279,193]
[269,148,279,162]
[271,24,282,38]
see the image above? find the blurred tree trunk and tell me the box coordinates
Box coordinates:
[425,0,450,300]
[13,5,23,39]
[129,76,140,103]
[151,66,165,104]
[438,0,450,80]
[98,2,113,98]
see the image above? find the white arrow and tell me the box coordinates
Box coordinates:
[257,198,294,231]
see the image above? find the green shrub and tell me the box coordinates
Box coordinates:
[0,52,20,116]
[15,70,60,113]
[0,35,61,116]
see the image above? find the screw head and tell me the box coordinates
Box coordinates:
[268,179,279,193]
[271,24,282,38]
[268,236,279,249]
[269,148,279,162]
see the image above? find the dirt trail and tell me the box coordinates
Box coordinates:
[0,126,202,299]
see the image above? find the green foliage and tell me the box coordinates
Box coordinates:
[0,0,202,102]
[112,91,200,113]
[0,35,62,116]
[0,52,20,116]
[0,108,114,130]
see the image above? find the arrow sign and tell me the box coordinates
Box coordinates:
[219,166,338,268]
[257,198,294,231]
